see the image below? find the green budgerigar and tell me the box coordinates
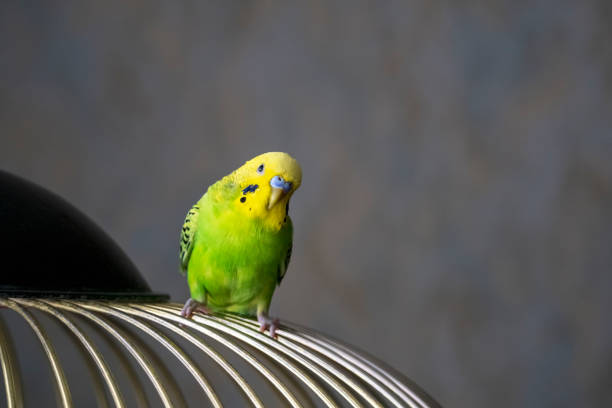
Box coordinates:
[179,152,301,337]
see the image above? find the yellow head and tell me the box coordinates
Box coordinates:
[229,152,302,229]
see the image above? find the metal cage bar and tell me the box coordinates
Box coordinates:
[0,299,440,408]
[0,299,72,407]
[16,299,125,408]
[0,314,23,408]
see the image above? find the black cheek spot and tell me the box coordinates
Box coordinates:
[240,197,246,203]
[283,216,287,223]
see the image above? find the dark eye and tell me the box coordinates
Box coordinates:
[257,164,264,174]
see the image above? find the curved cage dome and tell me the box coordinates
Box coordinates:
[0,170,166,300]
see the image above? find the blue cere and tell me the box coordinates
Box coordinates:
[270,176,292,192]
[242,184,259,194]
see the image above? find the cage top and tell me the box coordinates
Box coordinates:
[0,170,168,301]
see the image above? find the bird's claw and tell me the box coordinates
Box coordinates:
[257,314,280,338]
[180,298,211,319]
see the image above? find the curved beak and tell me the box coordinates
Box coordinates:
[268,176,292,210]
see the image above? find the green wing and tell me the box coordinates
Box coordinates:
[278,240,292,285]
[277,219,293,285]
[179,203,201,275]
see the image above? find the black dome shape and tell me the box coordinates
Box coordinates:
[0,170,167,300]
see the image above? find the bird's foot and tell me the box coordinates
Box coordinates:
[180,298,211,319]
[257,312,280,338]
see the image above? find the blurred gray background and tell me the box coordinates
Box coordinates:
[1,1,611,407]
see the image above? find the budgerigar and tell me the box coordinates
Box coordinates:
[179,152,301,337]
